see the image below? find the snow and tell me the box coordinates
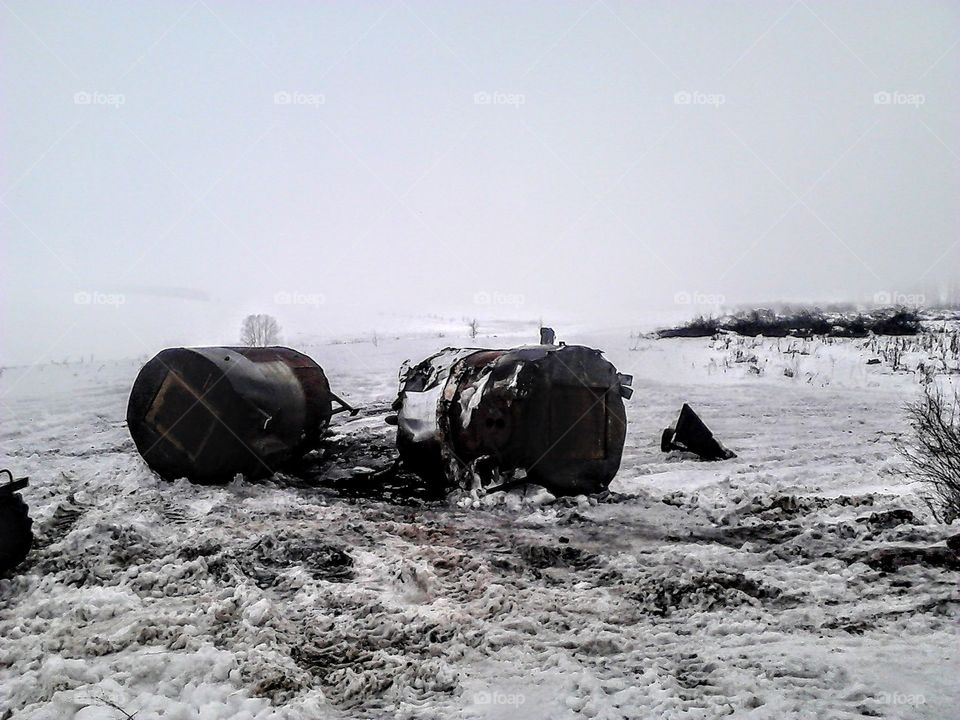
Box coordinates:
[1,323,958,719]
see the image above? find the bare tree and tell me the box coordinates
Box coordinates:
[240,314,281,347]
[899,384,960,523]
[469,318,479,339]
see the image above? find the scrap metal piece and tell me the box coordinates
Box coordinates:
[0,470,32,574]
[661,403,736,460]
[391,344,630,495]
[127,346,345,483]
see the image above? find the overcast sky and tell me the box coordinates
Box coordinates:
[2,0,958,364]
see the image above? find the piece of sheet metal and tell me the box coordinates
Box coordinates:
[660,403,736,460]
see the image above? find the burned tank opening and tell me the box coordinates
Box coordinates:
[393,343,630,496]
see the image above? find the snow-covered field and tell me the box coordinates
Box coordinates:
[1,324,958,719]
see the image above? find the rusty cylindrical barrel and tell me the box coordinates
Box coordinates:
[127,346,335,483]
[392,344,631,495]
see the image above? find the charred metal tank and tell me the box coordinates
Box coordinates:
[391,344,632,495]
[0,470,32,574]
[127,346,353,484]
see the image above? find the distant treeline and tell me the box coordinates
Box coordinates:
[658,308,926,338]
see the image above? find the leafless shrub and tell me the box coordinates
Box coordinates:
[899,384,960,523]
[240,313,282,347]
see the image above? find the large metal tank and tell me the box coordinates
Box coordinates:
[391,344,632,495]
[127,346,346,483]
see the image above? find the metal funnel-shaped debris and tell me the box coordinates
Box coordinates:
[661,403,736,461]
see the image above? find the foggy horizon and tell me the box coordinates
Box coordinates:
[3,1,958,365]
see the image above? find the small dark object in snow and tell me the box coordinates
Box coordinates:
[518,543,597,570]
[866,358,881,365]
[856,509,915,531]
[946,534,960,553]
[0,470,32,574]
[661,404,736,461]
[857,545,960,572]
[630,569,780,617]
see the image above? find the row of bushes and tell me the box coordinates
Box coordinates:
[658,308,923,339]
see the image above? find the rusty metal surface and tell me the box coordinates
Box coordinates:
[127,346,334,483]
[392,344,630,495]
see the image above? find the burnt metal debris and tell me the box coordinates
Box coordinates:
[0,469,32,574]
[661,403,736,461]
[127,346,355,483]
[390,342,633,496]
